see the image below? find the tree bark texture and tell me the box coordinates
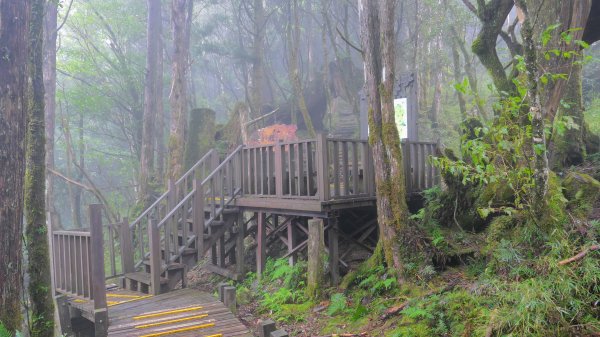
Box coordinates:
[518,0,550,223]
[250,0,266,118]
[525,0,593,168]
[168,0,191,180]
[358,0,418,280]
[43,0,57,228]
[140,0,161,204]
[289,0,316,137]
[471,0,515,95]
[26,0,54,335]
[0,0,29,332]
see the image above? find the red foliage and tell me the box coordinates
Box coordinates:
[249,124,298,145]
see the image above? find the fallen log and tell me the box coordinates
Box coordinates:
[558,245,600,265]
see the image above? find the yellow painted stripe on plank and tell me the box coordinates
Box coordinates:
[73,299,87,303]
[133,306,204,320]
[107,301,119,305]
[107,294,152,307]
[204,334,223,337]
[138,323,215,337]
[106,293,143,298]
[134,314,209,329]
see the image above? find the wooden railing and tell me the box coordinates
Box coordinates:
[126,150,217,270]
[402,140,439,194]
[239,135,438,201]
[147,146,244,292]
[52,204,107,311]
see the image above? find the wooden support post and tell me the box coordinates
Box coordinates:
[194,179,205,256]
[256,212,266,279]
[307,218,324,298]
[148,218,162,295]
[235,211,245,277]
[274,141,283,197]
[316,133,330,201]
[328,217,340,286]
[218,235,226,267]
[258,320,276,337]
[89,204,107,309]
[218,282,228,302]
[94,309,109,337]
[90,204,108,336]
[287,217,297,266]
[223,286,237,314]
[55,294,73,335]
[120,218,134,274]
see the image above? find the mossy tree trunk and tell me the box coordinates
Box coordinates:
[0,0,29,332]
[288,0,316,137]
[185,108,215,170]
[250,0,265,119]
[524,0,593,168]
[470,0,515,95]
[140,0,161,205]
[168,0,192,180]
[43,0,58,228]
[25,0,54,335]
[358,0,422,281]
[518,0,550,220]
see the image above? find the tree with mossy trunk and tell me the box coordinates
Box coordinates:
[168,0,192,180]
[25,0,54,335]
[465,0,600,168]
[0,0,29,332]
[358,0,427,281]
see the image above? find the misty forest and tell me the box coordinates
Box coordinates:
[1,0,600,336]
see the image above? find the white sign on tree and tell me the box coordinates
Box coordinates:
[394,98,408,139]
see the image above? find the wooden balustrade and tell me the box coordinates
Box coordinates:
[401,140,439,194]
[52,204,106,311]
[239,135,437,201]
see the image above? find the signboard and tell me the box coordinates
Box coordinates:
[394,98,408,139]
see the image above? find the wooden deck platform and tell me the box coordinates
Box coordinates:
[66,288,250,337]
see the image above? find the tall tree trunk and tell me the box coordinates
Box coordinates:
[25,0,54,335]
[168,0,191,180]
[141,0,161,204]
[289,0,316,137]
[0,0,29,332]
[450,38,468,119]
[524,0,593,168]
[358,0,422,281]
[43,0,57,228]
[250,0,265,118]
[518,1,549,219]
[156,26,165,184]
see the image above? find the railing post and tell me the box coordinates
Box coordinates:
[316,133,330,201]
[274,141,283,197]
[168,178,176,210]
[89,204,108,336]
[193,178,205,256]
[119,217,134,277]
[148,218,162,295]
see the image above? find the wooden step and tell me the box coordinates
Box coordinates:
[142,260,187,271]
[124,272,168,286]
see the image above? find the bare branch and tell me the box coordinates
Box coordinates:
[461,0,478,16]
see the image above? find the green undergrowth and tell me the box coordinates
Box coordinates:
[237,257,315,323]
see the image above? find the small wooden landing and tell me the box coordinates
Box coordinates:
[106,288,250,337]
[69,288,250,337]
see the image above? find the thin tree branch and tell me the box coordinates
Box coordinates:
[336,25,363,55]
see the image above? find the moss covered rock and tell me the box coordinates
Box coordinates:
[562,171,600,217]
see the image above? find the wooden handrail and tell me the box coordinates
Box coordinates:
[51,204,107,312]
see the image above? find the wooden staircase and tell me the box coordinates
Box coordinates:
[119,146,246,295]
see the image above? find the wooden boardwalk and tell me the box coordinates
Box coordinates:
[68,288,250,337]
[51,136,439,336]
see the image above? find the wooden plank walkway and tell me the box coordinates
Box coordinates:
[70,288,251,337]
